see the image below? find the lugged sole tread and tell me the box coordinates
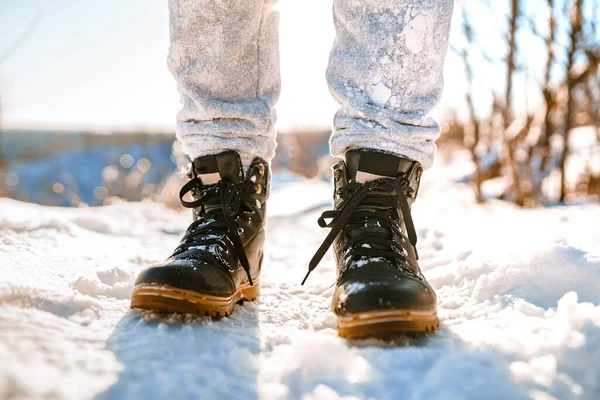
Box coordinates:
[130,281,260,318]
[336,309,439,338]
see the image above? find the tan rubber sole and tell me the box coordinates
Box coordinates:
[337,309,439,338]
[130,281,259,317]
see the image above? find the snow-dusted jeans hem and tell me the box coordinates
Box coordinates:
[168,0,454,170]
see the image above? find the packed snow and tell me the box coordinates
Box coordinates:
[1,155,599,400]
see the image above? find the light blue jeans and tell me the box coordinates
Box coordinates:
[168,0,454,170]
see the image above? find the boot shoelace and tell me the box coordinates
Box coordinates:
[177,177,257,286]
[302,176,417,285]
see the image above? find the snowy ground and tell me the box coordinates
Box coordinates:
[1,156,599,400]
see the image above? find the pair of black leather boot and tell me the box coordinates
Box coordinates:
[130,149,438,338]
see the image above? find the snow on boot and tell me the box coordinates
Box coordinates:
[130,151,268,317]
[303,149,438,338]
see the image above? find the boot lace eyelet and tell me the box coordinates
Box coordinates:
[304,173,420,285]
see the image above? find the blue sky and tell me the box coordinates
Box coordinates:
[1,0,345,131]
[1,1,178,130]
[1,0,567,132]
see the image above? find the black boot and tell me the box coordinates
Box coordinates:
[303,149,438,338]
[131,151,268,317]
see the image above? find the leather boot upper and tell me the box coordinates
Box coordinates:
[134,151,269,297]
[304,149,436,315]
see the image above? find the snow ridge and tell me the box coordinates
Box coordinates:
[1,163,599,399]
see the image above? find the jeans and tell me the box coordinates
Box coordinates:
[168,0,454,170]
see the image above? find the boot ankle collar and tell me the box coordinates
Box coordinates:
[345,149,421,183]
[336,150,423,204]
[191,151,244,185]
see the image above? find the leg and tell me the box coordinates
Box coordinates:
[327,0,454,169]
[305,0,454,338]
[168,0,280,169]
[131,1,278,317]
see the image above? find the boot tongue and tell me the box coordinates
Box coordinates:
[345,149,413,183]
[344,150,412,254]
[193,151,244,185]
[192,152,245,214]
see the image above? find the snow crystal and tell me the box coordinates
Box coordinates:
[344,282,367,295]
[369,81,392,106]
[404,13,429,54]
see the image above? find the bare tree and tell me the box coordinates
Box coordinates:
[560,0,585,202]
[451,0,599,206]
[454,8,486,203]
[498,0,528,204]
